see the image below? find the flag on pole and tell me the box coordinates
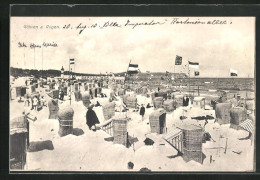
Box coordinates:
[188,61,199,69]
[175,55,182,65]
[230,68,238,76]
[70,59,75,64]
[194,71,200,76]
[127,63,139,74]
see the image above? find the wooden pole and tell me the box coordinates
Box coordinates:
[224,138,228,154]
[34,47,35,69]
[69,60,71,105]
[188,61,190,96]
[174,56,176,85]
[124,60,131,88]
[41,47,43,79]
[126,132,129,148]
[133,134,135,152]
[24,47,27,81]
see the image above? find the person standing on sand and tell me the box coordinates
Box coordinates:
[32,96,38,110]
[86,104,100,131]
[140,104,145,121]
[94,88,98,98]
[59,90,64,101]
[183,95,189,107]
[40,96,46,107]
[24,96,30,107]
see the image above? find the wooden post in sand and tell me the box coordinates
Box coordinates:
[224,138,228,154]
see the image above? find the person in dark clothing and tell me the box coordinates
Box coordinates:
[94,88,98,98]
[140,104,145,121]
[86,104,100,131]
[211,100,217,110]
[173,99,177,110]
[89,89,93,99]
[25,80,28,86]
[60,90,64,101]
[183,95,189,107]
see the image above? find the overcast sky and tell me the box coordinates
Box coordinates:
[10,17,255,77]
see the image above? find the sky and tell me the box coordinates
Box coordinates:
[10,17,255,77]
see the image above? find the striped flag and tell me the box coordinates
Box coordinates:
[239,119,253,133]
[175,55,182,65]
[230,68,238,76]
[70,59,75,64]
[189,61,199,69]
[127,63,139,74]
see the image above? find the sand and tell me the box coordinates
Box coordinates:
[10,77,255,172]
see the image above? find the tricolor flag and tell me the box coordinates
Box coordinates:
[70,59,75,64]
[194,71,200,76]
[230,68,238,76]
[127,63,139,74]
[175,55,182,65]
[188,61,199,69]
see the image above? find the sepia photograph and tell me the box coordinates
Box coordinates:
[9,16,255,172]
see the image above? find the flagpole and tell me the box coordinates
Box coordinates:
[174,57,176,85]
[24,47,27,81]
[124,59,131,88]
[41,47,43,86]
[69,59,71,105]
[188,60,190,97]
[34,47,35,69]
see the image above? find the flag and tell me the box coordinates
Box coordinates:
[70,59,75,64]
[127,63,139,74]
[189,61,199,69]
[230,68,238,76]
[175,55,182,65]
[194,71,200,76]
[239,119,253,133]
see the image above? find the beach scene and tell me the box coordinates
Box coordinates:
[10,17,255,172]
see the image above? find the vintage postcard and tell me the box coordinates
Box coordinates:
[10,16,255,172]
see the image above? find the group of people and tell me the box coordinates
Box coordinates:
[24,95,46,111]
